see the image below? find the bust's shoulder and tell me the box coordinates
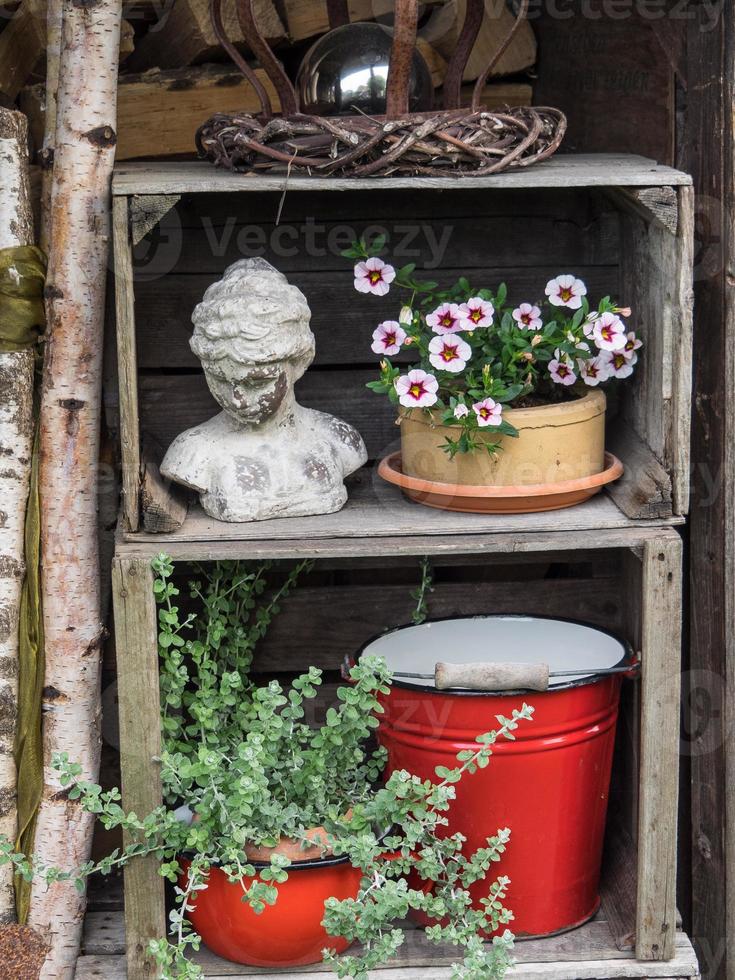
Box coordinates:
[160,417,223,492]
[302,408,367,464]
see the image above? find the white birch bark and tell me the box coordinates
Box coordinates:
[0,107,36,925]
[27,2,122,975]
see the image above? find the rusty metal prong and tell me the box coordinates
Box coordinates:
[472,0,530,111]
[385,0,420,119]
[235,0,298,116]
[443,0,484,110]
[210,0,273,117]
[326,0,349,29]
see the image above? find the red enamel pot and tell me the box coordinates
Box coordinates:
[357,615,633,939]
[179,852,362,967]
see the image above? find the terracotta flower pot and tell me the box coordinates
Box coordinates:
[399,388,606,487]
[179,852,362,967]
[243,826,334,863]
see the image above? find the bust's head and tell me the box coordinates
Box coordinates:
[191,258,315,425]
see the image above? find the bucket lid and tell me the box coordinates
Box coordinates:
[360,615,629,691]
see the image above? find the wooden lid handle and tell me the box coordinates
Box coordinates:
[434,661,550,692]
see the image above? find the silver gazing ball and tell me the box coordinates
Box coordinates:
[296,23,434,117]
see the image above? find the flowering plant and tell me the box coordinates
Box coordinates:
[346,238,641,458]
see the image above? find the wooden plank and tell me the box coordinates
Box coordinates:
[464,81,532,111]
[111,156,693,197]
[74,930,700,979]
[131,267,619,371]
[533,2,676,166]
[143,208,620,277]
[616,190,693,516]
[130,194,180,246]
[126,0,284,71]
[112,558,166,980]
[114,487,683,562]
[635,537,682,961]
[83,910,125,956]
[164,183,609,227]
[601,823,638,951]
[118,476,682,549]
[0,0,45,102]
[671,185,694,516]
[612,187,679,236]
[281,0,440,44]
[682,7,735,978]
[605,427,672,521]
[251,575,625,672]
[21,65,281,162]
[114,524,681,563]
[140,435,189,534]
[429,0,536,82]
[112,196,141,533]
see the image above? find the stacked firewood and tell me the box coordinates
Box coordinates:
[0,0,538,161]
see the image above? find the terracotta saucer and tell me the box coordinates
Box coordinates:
[377,451,624,514]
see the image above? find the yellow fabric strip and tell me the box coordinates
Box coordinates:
[13,396,44,924]
[0,245,46,353]
[0,244,47,923]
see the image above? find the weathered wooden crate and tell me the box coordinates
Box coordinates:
[106,155,696,980]
[109,155,694,536]
[111,527,686,979]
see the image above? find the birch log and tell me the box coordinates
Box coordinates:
[28,2,122,975]
[39,0,63,256]
[0,108,36,925]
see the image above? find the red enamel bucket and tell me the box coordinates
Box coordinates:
[359,615,633,939]
[180,854,362,966]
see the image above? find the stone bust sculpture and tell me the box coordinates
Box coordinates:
[160,258,367,522]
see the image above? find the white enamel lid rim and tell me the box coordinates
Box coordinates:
[358,615,631,693]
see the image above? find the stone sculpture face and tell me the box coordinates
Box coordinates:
[204,356,294,424]
[191,256,315,425]
[160,258,367,523]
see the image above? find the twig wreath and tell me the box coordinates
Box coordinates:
[196,0,567,178]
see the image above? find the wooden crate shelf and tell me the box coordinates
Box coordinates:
[110,153,694,534]
[111,528,685,979]
[107,154,695,980]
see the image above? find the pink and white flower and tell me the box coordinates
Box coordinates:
[459,296,494,329]
[426,302,465,334]
[600,350,636,379]
[512,303,543,331]
[549,353,578,386]
[592,311,627,351]
[578,356,610,387]
[453,403,469,419]
[472,397,503,427]
[582,312,599,338]
[354,257,396,296]
[371,321,407,356]
[545,275,588,309]
[428,334,472,373]
[623,331,642,359]
[395,369,439,408]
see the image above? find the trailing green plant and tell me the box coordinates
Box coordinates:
[0,556,533,980]
[411,555,434,624]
